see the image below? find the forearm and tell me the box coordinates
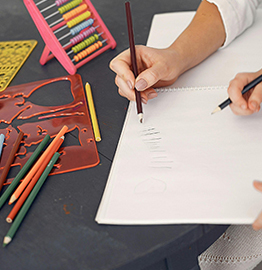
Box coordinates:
[170,0,226,77]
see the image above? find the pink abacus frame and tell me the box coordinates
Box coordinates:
[23,0,117,74]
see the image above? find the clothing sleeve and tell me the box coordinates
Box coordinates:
[206,0,262,47]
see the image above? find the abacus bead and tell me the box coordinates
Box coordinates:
[67,11,91,28]
[58,0,82,14]
[62,4,87,21]
[73,41,103,62]
[55,0,69,6]
[70,19,94,35]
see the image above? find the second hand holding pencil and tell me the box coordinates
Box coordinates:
[212,74,262,114]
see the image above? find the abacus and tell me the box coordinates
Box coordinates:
[23,0,117,74]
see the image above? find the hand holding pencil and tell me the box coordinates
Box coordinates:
[212,70,262,115]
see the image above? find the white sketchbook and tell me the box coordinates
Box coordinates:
[96,11,262,225]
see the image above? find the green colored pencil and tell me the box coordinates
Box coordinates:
[0,134,50,209]
[3,152,60,247]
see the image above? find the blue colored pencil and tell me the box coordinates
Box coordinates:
[0,134,4,158]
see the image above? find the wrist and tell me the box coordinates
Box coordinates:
[166,42,191,78]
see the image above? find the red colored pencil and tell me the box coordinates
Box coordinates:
[0,131,24,192]
[9,125,68,204]
[6,136,64,223]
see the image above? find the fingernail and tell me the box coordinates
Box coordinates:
[147,91,158,100]
[127,80,133,90]
[250,101,258,110]
[135,79,148,90]
[141,97,147,104]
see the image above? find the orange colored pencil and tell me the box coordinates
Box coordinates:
[9,125,68,204]
[6,136,64,223]
[0,131,24,192]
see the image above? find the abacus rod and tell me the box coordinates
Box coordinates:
[53,24,68,35]
[66,31,102,54]
[44,10,60,20]
[36,0,49,6]
[71,39,107,62]
[37,0,70,7]
[48,5,90,29]
[58,32,72,42]
[40,3,56,13]
[62,26,99,47]
[52,11,91,35]
[49,17,64,28]
[67,50,73,56]
[57,19,95,42]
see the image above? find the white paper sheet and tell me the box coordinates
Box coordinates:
[96,11,262,225]
[96,86,262,224]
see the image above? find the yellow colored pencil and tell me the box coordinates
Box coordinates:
[85,82,101,142]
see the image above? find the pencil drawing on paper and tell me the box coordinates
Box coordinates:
[140,126,173,169]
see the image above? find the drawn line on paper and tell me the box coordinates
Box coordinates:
[140,125,173,169]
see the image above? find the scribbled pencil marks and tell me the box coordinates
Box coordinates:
[140,126,173,169]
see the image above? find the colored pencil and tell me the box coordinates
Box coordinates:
[125,1,143,123]
[6,136,64,222]
[85,82,101,142]
[0,134,50,209]
[0,134,5,158]
[0,131,24,192]
[9,125,68,204]
[212,74,262,114]
[3,152,60,247]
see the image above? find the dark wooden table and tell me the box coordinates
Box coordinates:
[0,1,228,269]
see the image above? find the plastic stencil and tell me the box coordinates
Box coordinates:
[0,74,100,184]
[0,40,37,92]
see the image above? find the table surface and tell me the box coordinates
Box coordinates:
[0,1,228,269]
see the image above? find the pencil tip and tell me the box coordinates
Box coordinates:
[3,236,11,247]
[96,137,102,142]
[138,113,143,123]
[211,107,221,115]
[9,195,16,205]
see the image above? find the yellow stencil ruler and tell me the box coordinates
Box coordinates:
[0,40,37,92]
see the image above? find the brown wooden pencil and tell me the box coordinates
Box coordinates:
[6,136,64,223]
[0,131,24,192]
[9,125,68,204]
[125,1,143,123]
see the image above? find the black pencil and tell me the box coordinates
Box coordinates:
[125,1,143,123]
[212,74,262,114]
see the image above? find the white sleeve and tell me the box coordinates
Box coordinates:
[206,0,262,47]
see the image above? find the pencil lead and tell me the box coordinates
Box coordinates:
[211,107,221,115]
[9,195,16,205]
[3,236,11,247]
[138,113,143,123]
